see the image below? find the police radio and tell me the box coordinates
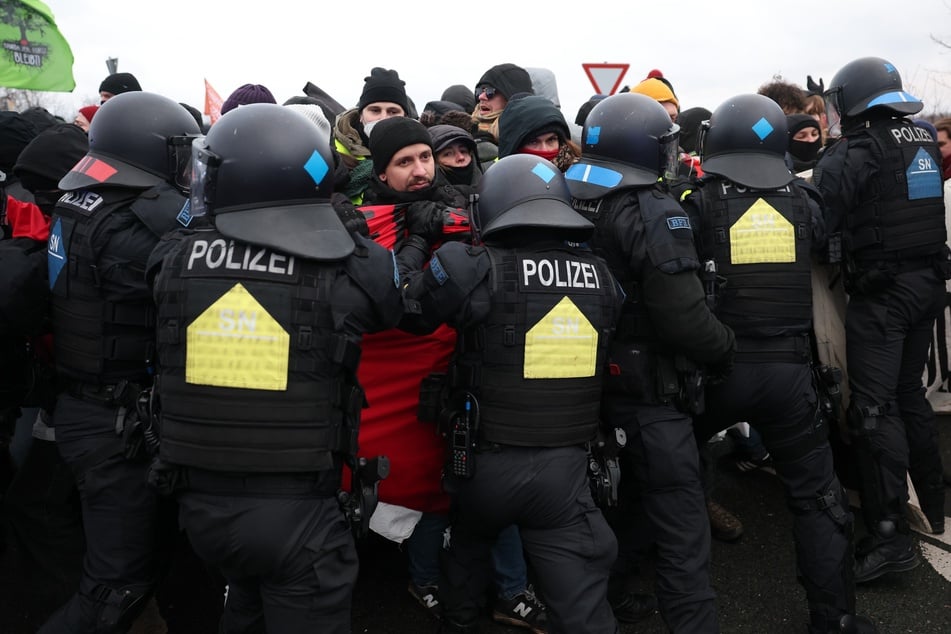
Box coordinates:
[449,392,478,479]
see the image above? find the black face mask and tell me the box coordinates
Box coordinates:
[789,138,821,164]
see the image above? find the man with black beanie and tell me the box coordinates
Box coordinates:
[98,71,142,104]
[471,63,534,169]
[332,67,414,204]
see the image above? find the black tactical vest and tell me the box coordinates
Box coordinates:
[451,244,618,447]
[152,229,366,473]
[845,120,946,261]
[698,178,813,338]
[48,189,156,384]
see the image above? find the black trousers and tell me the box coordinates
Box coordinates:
[604,398,719,633]
[177,478,357,634]
[3,436,85,628]
[440,445,618,634]
[845,267,946,531]
[694,361,855,621]
[39,394,167,633]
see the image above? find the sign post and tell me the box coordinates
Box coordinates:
[582,63,630,96]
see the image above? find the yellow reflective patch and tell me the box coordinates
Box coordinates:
[186,283,289,390]
[524,296,598,379]
[729,198,795,264]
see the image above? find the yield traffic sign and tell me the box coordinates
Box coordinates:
[582,63,630,95]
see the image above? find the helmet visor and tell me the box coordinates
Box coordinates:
[824,89,843,139]
[189,137,220,217]
[697,120,712,163]
[168,134,201,194]
[659,125,681,181]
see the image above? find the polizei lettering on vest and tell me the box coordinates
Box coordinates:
[890,125,933,144]
[521,258,601,289]
[59,191,104,213]
[187,239,296,275]
[720,181,791,195]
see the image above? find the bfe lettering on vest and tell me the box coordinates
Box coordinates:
[187,238,296,276]
[521,257,601,289]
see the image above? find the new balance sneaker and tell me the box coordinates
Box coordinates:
[408,582,442,620]
[734,452,774,474]
[492,588,548,634]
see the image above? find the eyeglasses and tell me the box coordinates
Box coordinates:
[475,86,498,100]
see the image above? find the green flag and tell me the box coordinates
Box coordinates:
[0,0,74,91]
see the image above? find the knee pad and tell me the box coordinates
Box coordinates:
[846,401,890,445]
[788,485,851,529]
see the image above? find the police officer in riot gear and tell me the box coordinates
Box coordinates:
[815,57,948,582]
[564,92,735,633]
[39,91,201,633]
[685,93,876,634]
[397,153,623,633]
[147,103,403,632]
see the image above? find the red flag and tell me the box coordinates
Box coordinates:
[204,78,223,125]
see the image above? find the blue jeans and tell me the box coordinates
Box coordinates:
[406,513,527,597]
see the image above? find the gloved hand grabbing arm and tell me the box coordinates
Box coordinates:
[332,193,370,238]
[405,200,469,244]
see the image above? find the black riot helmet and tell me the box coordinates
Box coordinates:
[59,91,201,193]
[474,154,593,242]
[699,93,794,189]
[824,56,922,136]
[190,103,353,260]
[564,92,679,200]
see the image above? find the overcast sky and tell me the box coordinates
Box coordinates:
[47,0,951,121]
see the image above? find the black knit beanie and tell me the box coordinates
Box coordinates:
[369,117,433,175]
[441,84,476,113]
[475,63,533,101]
[358,68,409,113]
[99,72,141,96]
[787,113,821,138]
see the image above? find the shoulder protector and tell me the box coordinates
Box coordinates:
[426,242,490,316]
[345,233,401,301]
[637,186,700,274]
[129,183,189,238]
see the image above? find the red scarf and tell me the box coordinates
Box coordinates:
[6,196,49,240]
[519,147,560,161]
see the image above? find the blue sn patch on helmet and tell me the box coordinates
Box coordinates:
[586,125,601,145]
[565,163,622,188]
[752,117,773,140]
[867,91,919,108]
[303,150,329,185]
[884,62,897,73]
[531,162,556,183]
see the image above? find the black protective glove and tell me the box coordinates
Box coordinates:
[405,200,469,244]
[706,350,735,386]
[331,193,370,238]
